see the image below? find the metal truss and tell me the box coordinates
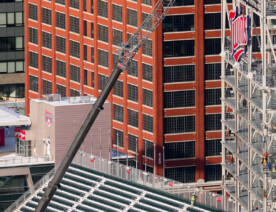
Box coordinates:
[221,0,276,211]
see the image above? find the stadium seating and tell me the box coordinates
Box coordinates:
[18,163,222,212]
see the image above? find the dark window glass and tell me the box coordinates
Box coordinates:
[57,84,66,97]
[113,4,122,22]
[127,9,137,27]
[0,37,24,52]
[204,13,221,30]
[114,129,123,147]
[99,74,108,90]
[42,32,52,49]
[70,0,79,9]
[98,25,108,43]
[128,60,138,77]
[84,45,87,61]
[42,56,52,73]
[128,134,138,153]
[164,65,195,83]
[98,49,108,68]
[29,28,38,44]
[70,65,80,83]
[204,38,221,55]
[91,0,94,14]
[70,40,80,58]
[91,22,94,38]
[164,90,195,108]
[205,63,221,80]
[205,89,221,105]
[56,0,65,5]
[30,75,38,92]
[173,0,194,5]
[114,104,123,122]
[29,4,37,21]
[84,69,87,85]
[70,16,79,34]
[42,8,51,25]
[142,39,152,56]
[114,80,123,97]
[205,114,221,131]
[205,165,222,181]
[98,0,108,18]
[43,80,52,95]
[143,139,153,158]
[29,51,38,69]
[142,0,151,5]
[84,20,87,36]
[143,89,153,107]
[252,36,260,52]
[70,89,80,96]
[56,60,66,78]
[113,29,123,46]
[164,116,195,134]
[91,71,94,88]
[84,0,87,11]
[204,0,232,4]
[142,64,152,82]
[143,114,153,132]
[165,167,195,183]
[91,46,94,63]
[163,15,194,32]
[205,139,221,156]
[56,12,65,29]
[165,141,195,159]
[128,109,138,128]
[163,40,194,57]
[253,13,260,27]
[128,84,138,102]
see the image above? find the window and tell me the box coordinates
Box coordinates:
[29,28,38,44]
[30,75,38,92]
[99,74,108,90]
[70,40,80,58]
[114,129,123,147]
[165,141,195,159]
[164,116,195,134]
[128,60,138,77]
[253,13,260,27]
[57,84,66,97]
[98,0,108,18]
[84,69,87,85]
[165,167,195,183]
[56,60,66,78]
[205,165,222,181]
[70,65,80,82]
[70,16,79,34]
[114,80,123,97]
[205,63,221,80]
[84,21,87,36]
[43,80,52,95]
[142,64,152,82]
[56,0,65,5]
[204,0,232,4]
[163,15,194,32]
[91,22,94,38]
[42,32,52,49]
[56,12,65,29]
[91,0,94,13]
[0,61,24,74]
[143,114,153,132]
[128,84,138,102]
[42,8,51,25]
[205,89,221,105]
[142,0,152,5]
[113,4,122,22]
[128,134,138,153]
[205,114,221,131]
[91,47,94,63]
[113,54,118,68]
[204,13,221,30]
[91,72,94,88]
[252,36,260,52]
[84,0,87,11]
[142,39,152,56]
[173,0,194,5]
[98,25,108,43]
[42,56,52,73]
[143,89,153,107]
[98,49,108,68]
[127,9,137,27]
[204,38,221,55]
[164,90,195,108]
[0,37,24,52]
[163,40,194,57]
[70,89,80,96]
[128,109,138,128]
[0,12,23,27]
[29,4,37,21]
[143,140,153,158]
[0,84,24,98]
[142,12,152,31]
[143,165,153,173]
[70,0,79,9]
[206,139,221,156]
[29,51,38,69]
[164,65,195,83]
[113,29,122,46]
[56,36,66,53]
[114,104,123,122]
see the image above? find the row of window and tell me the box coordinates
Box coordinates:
[0,12,24,28]
[0,60,24,74]
[0,36,24,52]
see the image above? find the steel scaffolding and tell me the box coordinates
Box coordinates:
[221,0,276,211]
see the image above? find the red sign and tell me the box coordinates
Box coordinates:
[229,6,250,62]
[45,110,53,126]
[15,128,25,140]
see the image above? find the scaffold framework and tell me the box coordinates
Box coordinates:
[221,0,276,211]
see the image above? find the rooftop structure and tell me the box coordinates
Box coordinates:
[221,0,276,211]
[0,107,31,127]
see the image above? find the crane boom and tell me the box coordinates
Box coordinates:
[35,0,175,211]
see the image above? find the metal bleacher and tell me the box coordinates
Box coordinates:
[15,162,220,212]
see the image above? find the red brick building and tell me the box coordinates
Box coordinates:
[25,0,230,187]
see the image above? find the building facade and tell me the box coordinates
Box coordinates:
[25,0,231,188]
[0,0,25,100]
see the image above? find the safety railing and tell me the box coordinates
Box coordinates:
[0,155,53,167]
[73,150,235,211]
[4,167,56,212]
